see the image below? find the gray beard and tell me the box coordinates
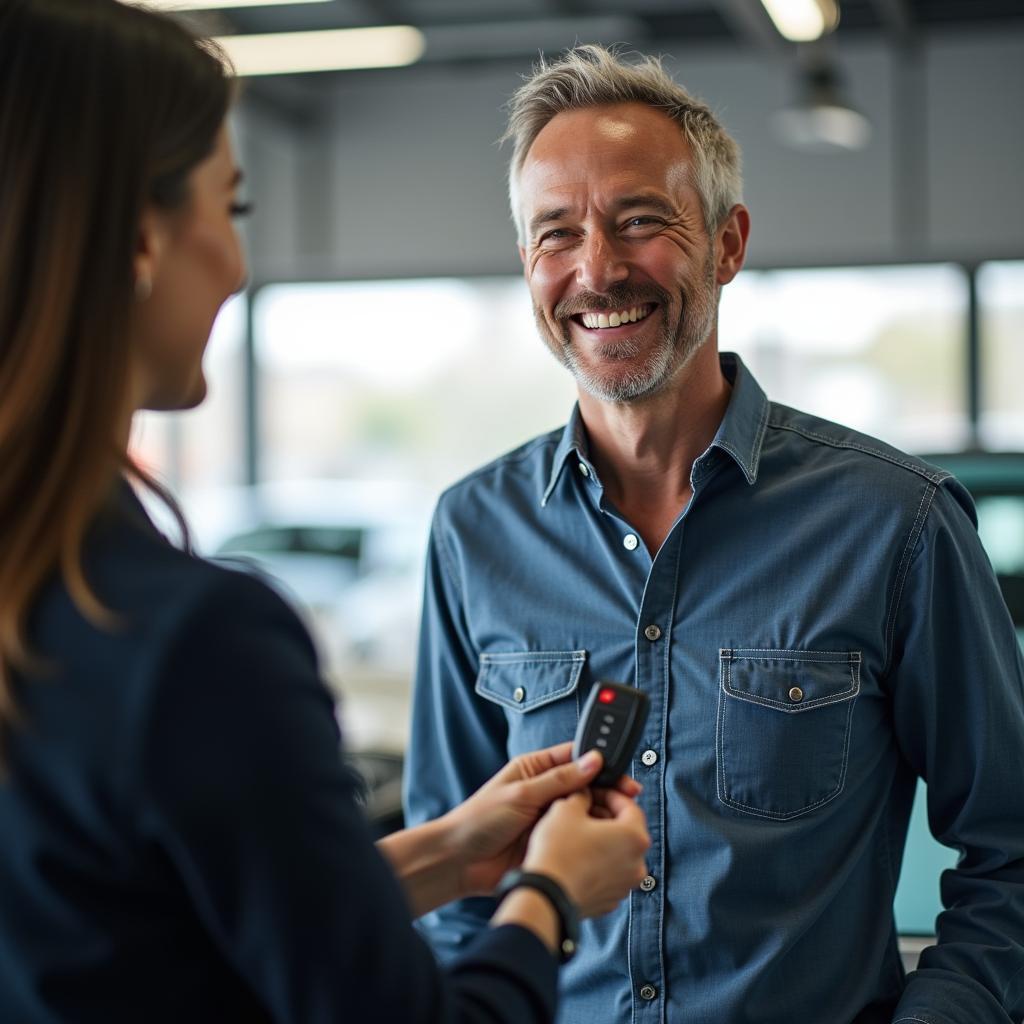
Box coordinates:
[535,251,718,404]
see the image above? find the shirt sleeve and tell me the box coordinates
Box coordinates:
[403,507,512,960]
[129,568,556,1024]
[888,478,1024,1024]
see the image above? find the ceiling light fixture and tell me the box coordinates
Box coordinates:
[210,26,426,76]
[133,0,333,10]
[774,62,870,152]
[759,0,840,42]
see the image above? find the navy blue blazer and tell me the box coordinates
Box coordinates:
[0,482,556,1022]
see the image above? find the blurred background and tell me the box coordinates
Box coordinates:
[130,0,1024,950]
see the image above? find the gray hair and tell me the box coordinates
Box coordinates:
[503,45,743,245]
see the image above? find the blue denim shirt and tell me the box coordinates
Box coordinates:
[405,353,1024,1024]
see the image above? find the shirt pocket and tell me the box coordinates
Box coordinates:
[716,648,861,821]
[475,650,586,756]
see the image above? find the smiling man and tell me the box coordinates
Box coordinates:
[404,45,1024,1024]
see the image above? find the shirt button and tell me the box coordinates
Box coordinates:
[641,749,658,767]
[640,874,657,892]
[623,533,639,551]
[513,686,526,703]
[640,984,657,1001]
[578,462,590,477]
[644,624,662,642]
[788,686,804,703]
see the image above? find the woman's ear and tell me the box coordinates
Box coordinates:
[133,206,166,302]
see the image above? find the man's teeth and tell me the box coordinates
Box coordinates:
[580,304,653,329]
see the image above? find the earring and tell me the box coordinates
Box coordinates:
[135,275,152,302]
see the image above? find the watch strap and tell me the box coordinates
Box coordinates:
[494,868,580,963]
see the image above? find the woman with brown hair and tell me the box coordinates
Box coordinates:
[0,2,650,1021]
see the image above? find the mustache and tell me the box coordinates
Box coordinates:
[553,284,671,321]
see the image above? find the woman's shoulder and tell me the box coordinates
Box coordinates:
[31,496,317,687]
[86,483,302,632]
[107,528,311,657]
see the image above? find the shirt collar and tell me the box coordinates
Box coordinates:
[711,351,769,486]
[542,404,591,507]
[540,352,769,507]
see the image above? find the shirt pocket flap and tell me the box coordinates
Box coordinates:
[475,650,586,712]
[720,648,861,713]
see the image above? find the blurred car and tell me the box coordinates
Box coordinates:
[346,749,405,838]
[175,479,432,680]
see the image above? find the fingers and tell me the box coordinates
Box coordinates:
[504,741,576,781]
[514,751,604,808]
[496,744,641,800]
[559,786,596,816]
[542,741,575,766]
[532,787,596,828]
[614,774,643,797]
[601,787,648,821]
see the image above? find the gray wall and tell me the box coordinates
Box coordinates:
[236,27,1024,284]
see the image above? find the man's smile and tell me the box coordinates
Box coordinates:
[570,303,656,330]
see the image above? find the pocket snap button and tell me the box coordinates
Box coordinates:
[788,686,804,703]
[513,686,526,703]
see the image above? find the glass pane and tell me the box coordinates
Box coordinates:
[254,278,576,491]
[720,264,970,452]
[979,260,1024,449]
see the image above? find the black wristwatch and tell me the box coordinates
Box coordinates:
[494,868,580,963]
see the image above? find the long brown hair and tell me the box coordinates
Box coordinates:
[0,0,232,746]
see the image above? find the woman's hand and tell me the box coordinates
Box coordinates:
[442,741,642,899]
[520,786,650,919]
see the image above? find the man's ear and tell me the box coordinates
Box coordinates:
[133,205,167,298]
[715,204,750,286]
[518,243,528,277]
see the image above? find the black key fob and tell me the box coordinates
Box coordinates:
[572,682,650,788]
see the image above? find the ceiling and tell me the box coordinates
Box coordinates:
[177,0,1024,111]
[193,0,1024,51]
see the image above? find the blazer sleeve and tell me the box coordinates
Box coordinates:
[127,568,557,1024]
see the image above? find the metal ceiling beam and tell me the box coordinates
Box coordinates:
[421,16,647,63]
[711,0,787,53]
[344,0,407,25]
[545,0,591,13]
[869,0,914,41]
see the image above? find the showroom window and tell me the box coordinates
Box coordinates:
[252,277,576,494]
[979,260,1024,449]
[721,263,971,453]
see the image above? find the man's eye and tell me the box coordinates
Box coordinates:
[535,229,575,249]
[624,216,661,229]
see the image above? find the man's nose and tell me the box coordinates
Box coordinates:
[575,231,629,294]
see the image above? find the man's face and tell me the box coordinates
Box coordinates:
[517,102,719,404]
